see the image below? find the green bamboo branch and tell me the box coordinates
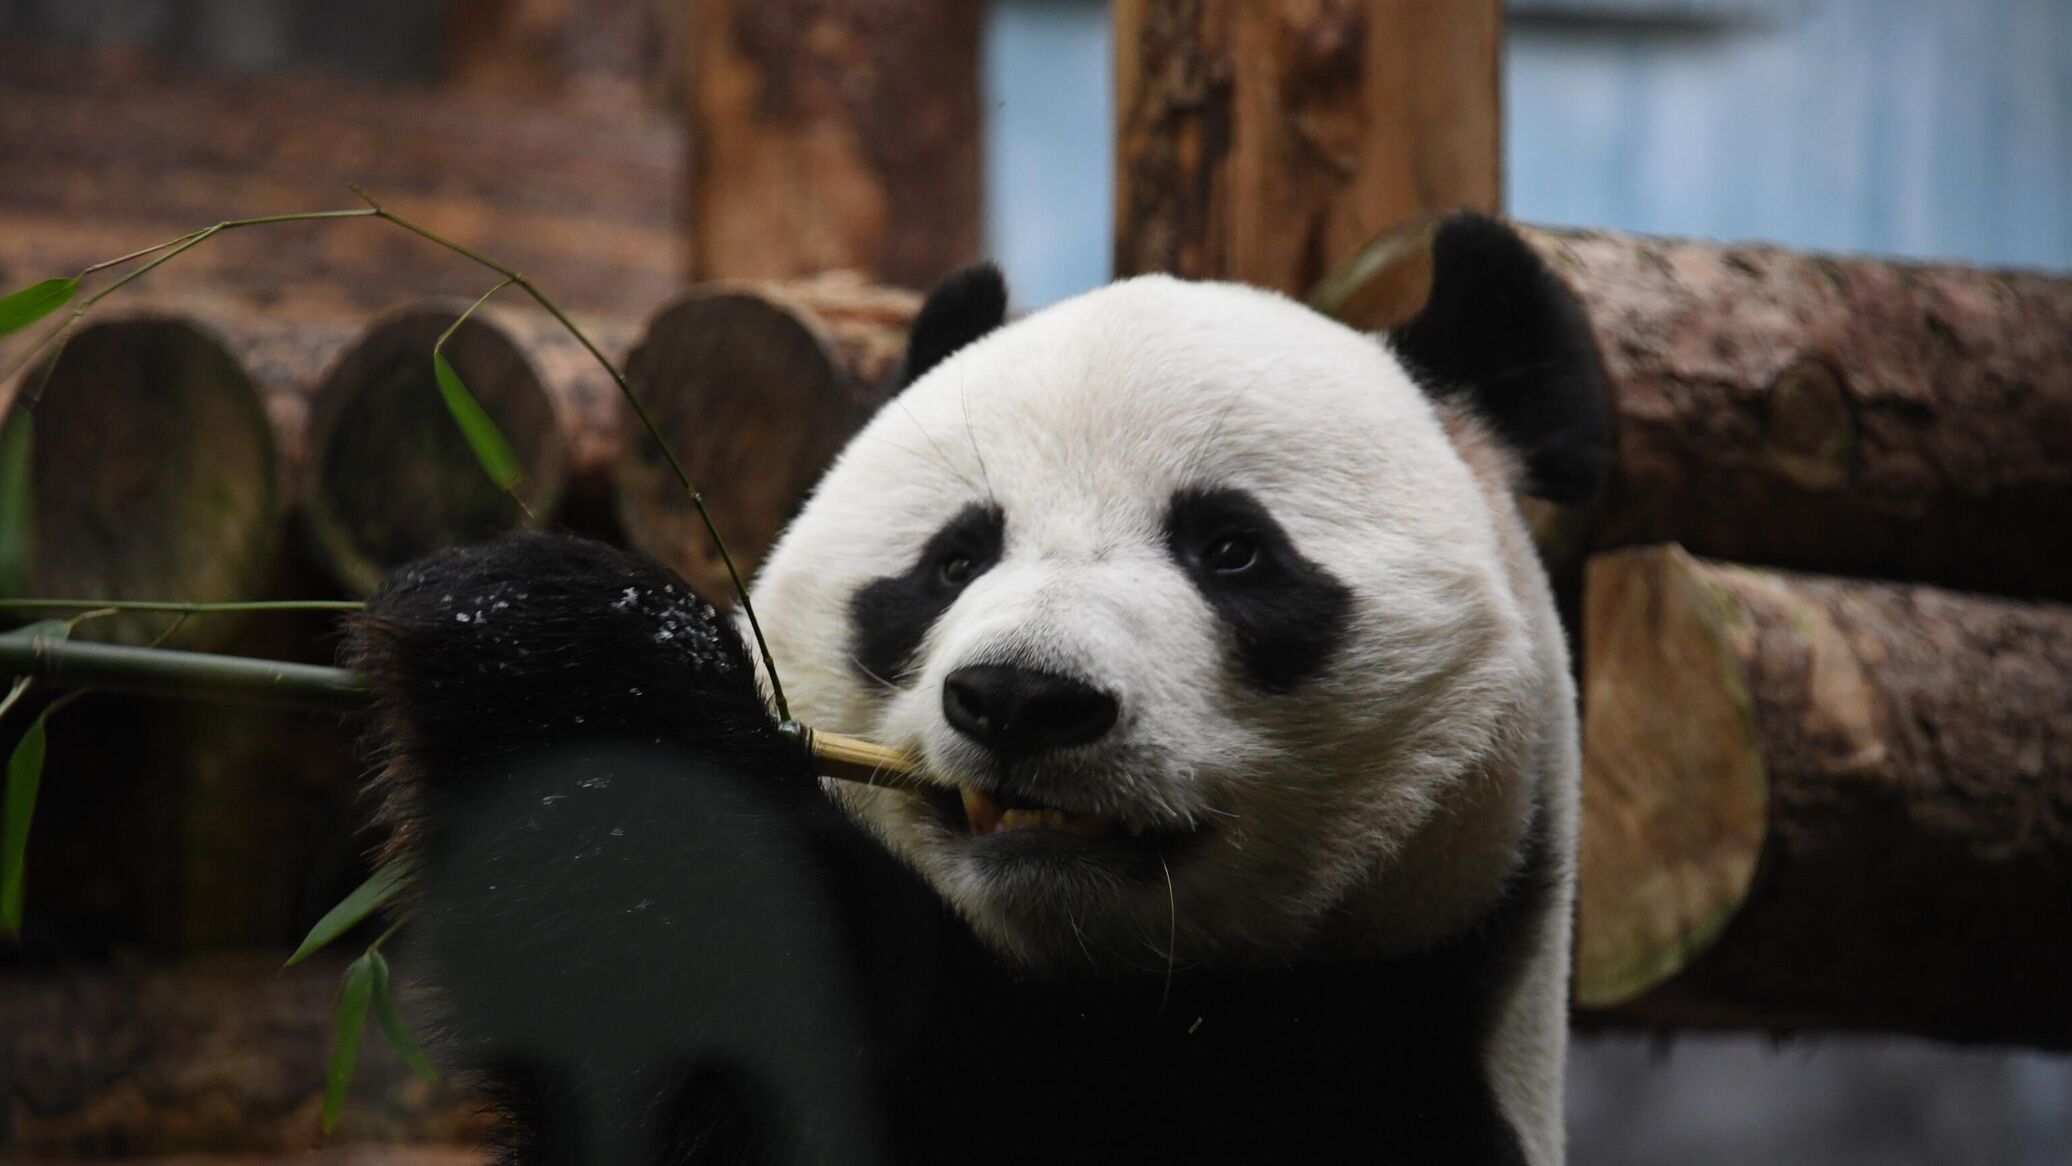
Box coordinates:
[0,635,370,712]
[0,598,363,615]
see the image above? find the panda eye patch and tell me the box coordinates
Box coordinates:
[1164,487,1351,693]
[850,503,1005,685]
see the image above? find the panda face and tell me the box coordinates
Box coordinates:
[750,275,1542,969]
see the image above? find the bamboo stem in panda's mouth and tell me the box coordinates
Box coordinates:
[785,724,934,792]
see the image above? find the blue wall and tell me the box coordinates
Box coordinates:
[1507,0,2072,272]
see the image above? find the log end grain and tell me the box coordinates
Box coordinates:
[1,315,280,649]
[301,305,566,596]
[1576,544,1769,1008]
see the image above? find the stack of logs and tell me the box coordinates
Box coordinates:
[1320,219,2072,1048]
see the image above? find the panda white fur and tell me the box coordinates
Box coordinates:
[348,212,1608,1166]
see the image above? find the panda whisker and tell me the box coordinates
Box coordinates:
[1179,357,1275,483]
[958,364,997,507]
[890,396,986,495]
[1156,844,1178,1018]
[1067,911,1097,968]
[848,654,903,692]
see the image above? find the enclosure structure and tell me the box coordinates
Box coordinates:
[1,0,2069,1157]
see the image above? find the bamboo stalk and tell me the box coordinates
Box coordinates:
[0,635,369,712]
[0,636,929,790]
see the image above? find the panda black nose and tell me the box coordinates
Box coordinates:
[941,665,1119,758]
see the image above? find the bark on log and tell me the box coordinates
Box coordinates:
[1,315,280,651]
[685,0,983,288]
[300,304,596,596]
[1113,0,1501,293]
[0,45,682,322]
[614,274,920,599]
[1574,545,2072,1047]
[1317,218,2072,600]
[442,0,667,112]
[0,954,484,1156]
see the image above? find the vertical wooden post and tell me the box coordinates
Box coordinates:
[686,0,984,288]
[1114,0,1501,294]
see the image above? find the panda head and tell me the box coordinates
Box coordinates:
[750,214,1607,970]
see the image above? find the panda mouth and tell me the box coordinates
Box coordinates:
[959,786,1126,840]
[923,783,1194,849]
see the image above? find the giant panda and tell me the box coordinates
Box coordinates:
[347,212,1608,1166]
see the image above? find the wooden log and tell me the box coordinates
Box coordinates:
[0,954,485,1155]
[299,303,611,595]
[441,0,666,111]
[0,44,682,321]
[1,315,280,651]
[0,297,377,952]
[1574,545,2072,1047]
[613,274,920,599]
[1317,218,2072,600]
[1113,0,1501,293]
[685,0,983,287]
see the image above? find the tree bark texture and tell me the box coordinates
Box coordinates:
[1575,545,2072,1047]
[1316,219,2072,600]
[1534,227,2072,600]
[1113,0,1501,293]
[442,0,671,113]
[686,0,983,288]
[614,274,920,599]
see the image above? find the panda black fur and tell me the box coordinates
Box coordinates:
[348,212,1608,1166]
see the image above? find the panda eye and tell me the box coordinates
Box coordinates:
[1201,534,1258,574]
[938,552,976,586]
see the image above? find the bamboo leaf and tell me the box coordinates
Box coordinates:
[0,413,31,597]
[287,862,410,967]
[1,709,49,936]
[368,950,440,1082]
[321,952,378,1133]
[432,351,523,494]
[0,279,75,338]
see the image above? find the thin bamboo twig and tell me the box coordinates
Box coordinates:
[0,599,363,614]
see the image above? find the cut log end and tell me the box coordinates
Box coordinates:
[614,290,854,600]
[1576,545,1768,1008]
[302,305,567,596]
[2,315,280,649]
[612,284,914,602]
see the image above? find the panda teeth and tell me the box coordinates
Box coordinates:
[958,787,1116,839]
[960,786,1003,835]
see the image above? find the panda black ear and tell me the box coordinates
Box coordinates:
[896,261,1009,388]
[1386,213,1611,504]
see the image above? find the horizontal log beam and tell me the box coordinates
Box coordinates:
[1316,219,2072,600]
